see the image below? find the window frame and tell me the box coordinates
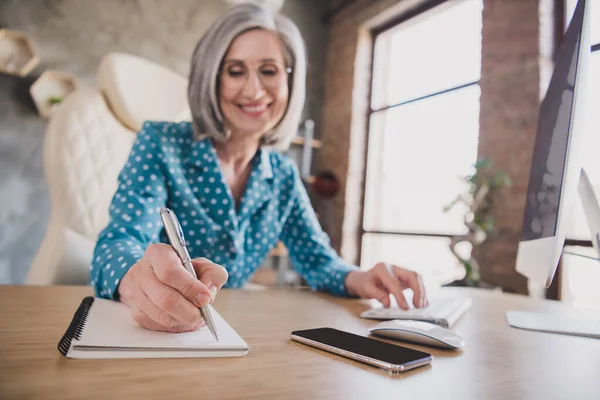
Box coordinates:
[359,0,482,264]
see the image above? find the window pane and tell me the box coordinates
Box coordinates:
[561,246,600,311]
[364,85,480,234]
[566,0,600,45]
[566,51,600,240]
[360,233,468,288]
[371,0,482,109]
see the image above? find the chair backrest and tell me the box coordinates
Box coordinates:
[26,87,136,285]
[98,52,189,131]
[44,87,136,239]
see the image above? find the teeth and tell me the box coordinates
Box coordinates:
[242,105,267,112]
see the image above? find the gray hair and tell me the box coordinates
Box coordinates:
[187,3,306,150]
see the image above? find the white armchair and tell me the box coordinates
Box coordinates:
[27,52,189,285]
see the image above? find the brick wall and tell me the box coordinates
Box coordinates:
[474,0,543,294]
[320,0,548,294]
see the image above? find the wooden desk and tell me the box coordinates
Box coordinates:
[1,286,598,399]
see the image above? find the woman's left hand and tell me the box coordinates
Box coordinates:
[344,263,428,309]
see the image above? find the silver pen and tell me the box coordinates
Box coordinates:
[160,207,219,341]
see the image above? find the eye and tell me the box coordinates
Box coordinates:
[259,67,278,77]
[226,66,246,77]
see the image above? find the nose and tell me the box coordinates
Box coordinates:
[241,71,265,99]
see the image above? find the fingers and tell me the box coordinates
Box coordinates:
[146,244,212,307]
[130,284,181,328]
[374,263,410,310]
[137,265,204,326]
[130,304,204,333]
[119,244,228,333]
[192,257,228,297]
[391,265,427,308]
[361,281,391,308]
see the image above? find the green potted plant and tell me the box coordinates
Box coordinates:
[443,159,511,288]
[47,95,64,113]
[47,95,63,105]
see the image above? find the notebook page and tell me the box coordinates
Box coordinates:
[74,298,247,351]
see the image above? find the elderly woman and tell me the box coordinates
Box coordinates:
[91,3,427,332]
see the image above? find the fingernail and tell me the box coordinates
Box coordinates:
[208,284,218,301]
[196,293,211,307]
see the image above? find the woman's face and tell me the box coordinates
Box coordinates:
[219,29,290,138]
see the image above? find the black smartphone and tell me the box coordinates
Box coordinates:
[291,327,432,373]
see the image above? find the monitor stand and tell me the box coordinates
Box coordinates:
[506,169,600,339]
[505,311,600,338]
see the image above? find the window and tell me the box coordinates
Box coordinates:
[361,0,483,287]
[562,0,600,310]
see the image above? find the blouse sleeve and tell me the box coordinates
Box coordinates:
[279,166,359,296]
[90,122,167,299]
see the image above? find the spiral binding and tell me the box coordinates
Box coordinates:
[57,296,94,356]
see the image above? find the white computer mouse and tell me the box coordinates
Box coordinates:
[369,320,466,350]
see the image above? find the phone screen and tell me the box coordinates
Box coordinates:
[291,328,431,366]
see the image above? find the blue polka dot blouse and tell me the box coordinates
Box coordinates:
[91,121,358,299]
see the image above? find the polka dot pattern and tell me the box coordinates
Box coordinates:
[91,121,358,299]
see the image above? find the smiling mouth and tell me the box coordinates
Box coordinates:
[238,103,271,115]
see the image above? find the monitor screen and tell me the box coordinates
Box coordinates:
[520,0,585,242]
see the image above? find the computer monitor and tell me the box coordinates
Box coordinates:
[507,0,600,338]
[516,0,592,286]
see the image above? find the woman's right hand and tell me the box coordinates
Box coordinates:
[117,243,228,333]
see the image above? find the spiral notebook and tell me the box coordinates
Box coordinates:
[58,297,249,359]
